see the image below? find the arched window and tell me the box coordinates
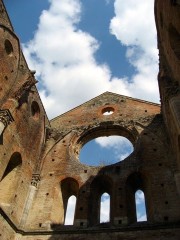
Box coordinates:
[126,172,149,223]
[61,178,79,225]
[0,152,22,204]
[135,190,147,222]
[89,175,113,226]
[64,195,77,225]
[100,192,110,223]
[31,101,40,119]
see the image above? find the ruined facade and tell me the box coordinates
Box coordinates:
[0,0,179,239]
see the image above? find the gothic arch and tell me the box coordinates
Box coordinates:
[126,172,148,223]
[88,175,113,226]
[70,124,137,163]
[60,177,79,224]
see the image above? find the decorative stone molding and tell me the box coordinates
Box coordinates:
[0,109,14,135]
[31,174,41,188]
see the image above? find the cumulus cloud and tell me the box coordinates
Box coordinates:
[110,0,159,101]
[95,136,133,161]
[23,0,159,119]
[23,0,112,118]
[95,136,129,148]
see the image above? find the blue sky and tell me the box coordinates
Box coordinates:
[4,0,156,223]
[4,0,159,118]
[80,136,133,166]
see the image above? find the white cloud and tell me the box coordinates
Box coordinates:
[110,0,159,102]
[23,0,113,117]
[22,0,159,119]
[95,136,133,162]
[95,136,129,148]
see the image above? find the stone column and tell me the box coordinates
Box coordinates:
[20,174,41,228]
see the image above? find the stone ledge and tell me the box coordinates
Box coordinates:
[0,208,180,236]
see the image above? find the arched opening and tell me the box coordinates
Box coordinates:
[61,178,79,225]
[0,152,22,205]
[135,190,147,222]
[80,135,133,166]
[100,192,110,223]
[64,195,77,225]
[126,172,148,223]
[31,101,40,119]
[76,125,136,167]
[4,39,13,56]
[102,107,115,115]
[88,175,113,226]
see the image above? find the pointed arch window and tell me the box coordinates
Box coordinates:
[100,192,110,223]
[89,175,112,226]
[61,178,79,225]
[135,190,147,222]
[64,195,77,225]
[126,172,149,223]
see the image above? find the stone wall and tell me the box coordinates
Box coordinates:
[155,0,180,195]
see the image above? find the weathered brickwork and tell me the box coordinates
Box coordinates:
[0,0,179,239]
[155,0,180,197]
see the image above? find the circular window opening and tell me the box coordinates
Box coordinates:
[80,136,133,166]
[4,40,13,56]
[31,101,40,119]
[102,107,114,116]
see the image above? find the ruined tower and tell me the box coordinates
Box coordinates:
[0,0,179,239]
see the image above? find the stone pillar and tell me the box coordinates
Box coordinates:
[20,174,41,228]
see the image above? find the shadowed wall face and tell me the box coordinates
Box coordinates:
[0,152,22,205]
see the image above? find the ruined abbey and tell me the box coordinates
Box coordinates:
[0,0,179,239]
